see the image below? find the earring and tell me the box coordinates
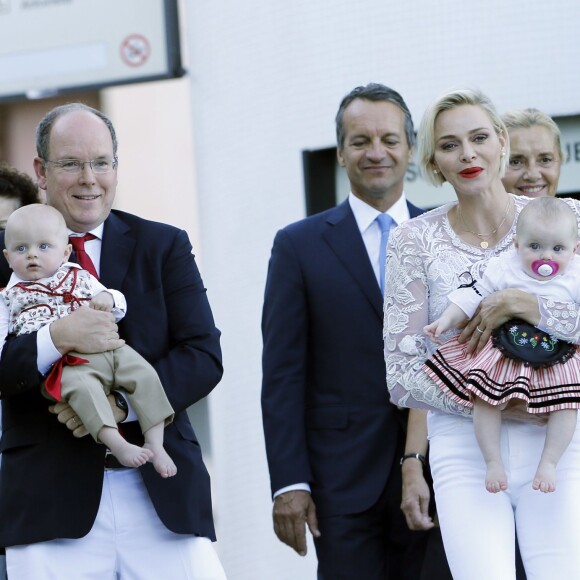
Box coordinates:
[433,169,439,174]
[500,148,506,157]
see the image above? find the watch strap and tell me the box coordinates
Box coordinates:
[112,390,128,414]
[400,452,426,466]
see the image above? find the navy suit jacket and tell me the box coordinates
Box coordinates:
[262,199,423,517]
[0,210,222,546]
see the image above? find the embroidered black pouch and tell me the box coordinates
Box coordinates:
[491,319,576,368]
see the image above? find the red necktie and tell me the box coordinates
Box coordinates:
[69,233,99,279]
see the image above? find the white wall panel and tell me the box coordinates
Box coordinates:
[184,1,580,577]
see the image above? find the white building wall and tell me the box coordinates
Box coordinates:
[183,1,580,578]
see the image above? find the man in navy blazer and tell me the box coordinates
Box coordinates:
[262,84,451,579]
[0,104,226,578]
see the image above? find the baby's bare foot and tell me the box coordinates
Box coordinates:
[113,443,154,468]
[145,443,177,478]
[99,427,153,468]
[533,461,557,493]
[485,461,508,493]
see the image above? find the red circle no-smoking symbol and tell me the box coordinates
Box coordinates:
[120,34,151,67]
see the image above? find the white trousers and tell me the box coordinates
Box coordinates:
[428,411,580,580]
[6,469,227,580]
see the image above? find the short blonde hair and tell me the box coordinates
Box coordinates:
[502,108,564,162]
[417,88,509,187]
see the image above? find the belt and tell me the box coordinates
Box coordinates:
[104,452,130,470]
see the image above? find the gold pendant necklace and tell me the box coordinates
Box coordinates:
[457,197,512,249]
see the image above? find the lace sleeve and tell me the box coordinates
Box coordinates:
[538,298,580,343]
[384,221,471,415]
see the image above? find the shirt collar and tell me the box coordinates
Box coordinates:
[348,192,410,234]
[67,223,104,239]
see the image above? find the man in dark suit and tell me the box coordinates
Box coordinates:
[0,104,226,578]
[261,84,451,579]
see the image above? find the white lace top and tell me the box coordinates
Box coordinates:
[384,194,580,415]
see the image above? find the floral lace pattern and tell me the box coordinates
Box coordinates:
[384,195,580,414]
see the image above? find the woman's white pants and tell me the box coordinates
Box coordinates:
[428,411,580,580]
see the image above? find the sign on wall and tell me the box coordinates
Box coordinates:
[0,0,183,102]
[555,117,580,195]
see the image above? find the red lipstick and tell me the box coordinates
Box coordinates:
[459,167,483,178]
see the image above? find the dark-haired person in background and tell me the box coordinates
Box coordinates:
[0,162,41,229]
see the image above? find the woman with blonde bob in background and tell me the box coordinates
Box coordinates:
[384,88,580,579]
[502,107,564,198]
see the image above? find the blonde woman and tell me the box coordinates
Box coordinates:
[385,88,580,579]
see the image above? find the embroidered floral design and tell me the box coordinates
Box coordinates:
[509,324,558,352]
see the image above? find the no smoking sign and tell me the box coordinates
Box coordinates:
[120,34,151,67]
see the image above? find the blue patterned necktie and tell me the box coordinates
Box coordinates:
[376,213,395,294]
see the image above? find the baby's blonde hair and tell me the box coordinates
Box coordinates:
[4,203,68,245]
[516,197,577,240]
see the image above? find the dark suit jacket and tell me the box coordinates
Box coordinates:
[0,210,223,546]
[261,199,423,517]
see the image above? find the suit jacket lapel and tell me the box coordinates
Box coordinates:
[99,212,136,291]
[407,201,424,218]
[323,201,383,319]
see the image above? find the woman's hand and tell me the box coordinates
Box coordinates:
[458,289,540,354]
[502,401,549,425]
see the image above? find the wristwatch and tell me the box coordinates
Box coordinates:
[112,391,128,416]
[400,452,426,466]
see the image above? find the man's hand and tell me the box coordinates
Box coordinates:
[273,490,321,556]
[400,460,434,531]
[49,306,124,355]
[49,393,127,438]
[48,402,89,438]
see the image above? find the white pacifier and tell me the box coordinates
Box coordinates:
[537,263,554,276]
